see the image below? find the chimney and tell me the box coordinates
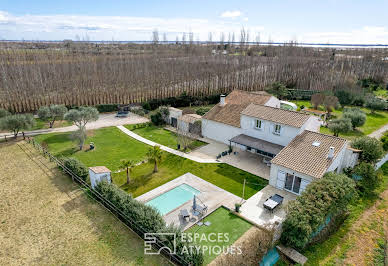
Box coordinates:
[328,146,335,159]
[219,95,226,106]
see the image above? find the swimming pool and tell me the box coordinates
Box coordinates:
[146,183,200,215]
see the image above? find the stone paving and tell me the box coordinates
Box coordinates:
[135,173,242,230]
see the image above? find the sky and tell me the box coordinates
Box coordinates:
[1,0,388,44]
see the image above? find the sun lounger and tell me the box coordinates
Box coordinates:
[180,209,190,221]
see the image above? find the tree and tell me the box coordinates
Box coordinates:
[311,93,325,109]
[0,108,10,118]
[37,104,68,128]
[365,97,386,113]
[71,128,87,151]
[64,107,99,131]
[352,162,379,195]
[323,95,339,117]
[0,114,35,138]
[334,90,354,105]
[327,118,352,137]
[146,145,163,173]
[343,107,366,129]
[266,82,288,99]
[120,159,136,184]
[351,136,384,164]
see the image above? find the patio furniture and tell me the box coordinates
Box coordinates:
[204,221,211,226]
[116,110,129,117]
[192,195,208,216]
[263,194,284,212]
[180,209,190,222]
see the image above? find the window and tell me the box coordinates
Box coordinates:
[284,173,302,194]
[273,124,281,135]
[255,119,263,130]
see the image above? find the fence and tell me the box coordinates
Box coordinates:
[25,137,189,266]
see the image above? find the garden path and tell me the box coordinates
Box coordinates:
[368,122,388,139]
[116,125,219,163]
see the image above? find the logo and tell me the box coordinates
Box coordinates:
[144,233,176,255]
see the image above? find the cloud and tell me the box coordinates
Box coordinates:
[220,10,242,18]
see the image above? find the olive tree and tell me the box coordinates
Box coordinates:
[37,104,68,128]
[0,114,35,138]
[343,107,366,129]
[64,107,99,131]
[365,97,386,113]
[327,118,352,137]
[0,108,10,118]
[351,136,384,164]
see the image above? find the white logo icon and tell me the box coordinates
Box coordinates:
[144,233,176,255]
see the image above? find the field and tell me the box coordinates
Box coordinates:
[33,126,267,198]
[0,142,166,265]
[187,207,252,265]
[291,100,388,140]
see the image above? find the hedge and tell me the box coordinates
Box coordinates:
[95,104,118,113]
[95,181,203,265]
[280,172,356,250]
[63,157,89,182]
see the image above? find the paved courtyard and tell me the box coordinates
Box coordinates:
[239,185,297,227]
[135,173,242,230]
[189,139,271,179]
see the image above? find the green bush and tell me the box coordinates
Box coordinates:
[0,108,10,118]
[351,136,384,164]
[352,95,365,106]
[352,162,380,196]
[196,107,211,116]
[327,118,352,137]
[280,172,356,250]
[334,90,354,105]
[381,131,388,151]
[95,181,203,265]
[63,157,89,182]
[343,107,366,129]
[150,112,164,126]
[365,97,386,113]
[95,104,118,113]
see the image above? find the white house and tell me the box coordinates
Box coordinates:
[270,131,359,195]
[89,166,112,189]
[177,113,202,135]
[201,89,358,196]
[167,107,183,127]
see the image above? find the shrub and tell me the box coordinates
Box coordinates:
[150,112,164,126]
[95,104,118,113]
[351,136,384,164]
[142,102,152,111]
[365,97,386,113]
[95,181,203,265]
[352,162,380,195]
[280,172,356,250]
[335,90,355,105]
[195,106,211,116]
[63,157,89,182]
[352,95,365,106]
[0,108,10,118]
[381,131,388,151]
[327,118,352,137]
[343,107,366,129]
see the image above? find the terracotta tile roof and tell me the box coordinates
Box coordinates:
[89,166,111,174]
[203,90,273,127]
[178,114,202,123]
[271,131,347,179]
[241,103,311,128]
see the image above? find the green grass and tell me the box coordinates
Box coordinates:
[113,152,267,198]
[186,207,252,265]
[125,125,207,151]
[302,162,388,265]
[31,118,72,130]
[34,126,268,198]
[34,127,149,171]
[291,100,388,140]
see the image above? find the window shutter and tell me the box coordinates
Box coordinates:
[276,170,286,189]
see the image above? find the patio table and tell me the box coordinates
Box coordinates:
[263,199,278,211]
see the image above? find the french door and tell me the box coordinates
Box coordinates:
[284,173,302,194]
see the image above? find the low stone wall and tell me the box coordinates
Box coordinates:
[375,152,388,170]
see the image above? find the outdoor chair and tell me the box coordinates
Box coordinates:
[180,209,190,222]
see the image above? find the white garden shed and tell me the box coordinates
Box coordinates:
[89,166,111,189]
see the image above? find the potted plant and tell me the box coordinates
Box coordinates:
[235,203,242,213]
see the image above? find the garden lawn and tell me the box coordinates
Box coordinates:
[31,118,72,130]
[186,207,252,265]
[34,126,267,198]
[125,124,206,151]
[291,100,388,140]
[112,152,267,198]
[34,127,149,171]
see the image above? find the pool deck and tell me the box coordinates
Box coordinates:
[135,173,242,230]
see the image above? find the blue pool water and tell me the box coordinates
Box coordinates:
[260,248,279,266]
[146,184,200,215]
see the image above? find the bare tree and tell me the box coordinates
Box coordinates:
[152,29,159,44]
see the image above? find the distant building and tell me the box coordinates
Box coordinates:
[89,166,111,189]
